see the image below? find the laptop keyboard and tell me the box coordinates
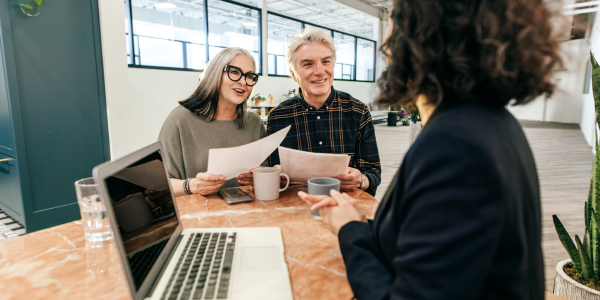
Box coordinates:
[129,239,170,289]
[162,232,237,300]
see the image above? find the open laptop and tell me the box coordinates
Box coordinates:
[92,142,293,300]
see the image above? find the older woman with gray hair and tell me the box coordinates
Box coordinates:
[158,47,265,197]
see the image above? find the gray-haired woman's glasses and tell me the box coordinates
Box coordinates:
[224,65,259,86]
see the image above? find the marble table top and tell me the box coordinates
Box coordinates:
[0,185,379,300]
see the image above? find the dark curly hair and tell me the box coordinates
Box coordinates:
[377,0,564,107]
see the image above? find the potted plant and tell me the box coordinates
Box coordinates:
[400,107,409,125]
[552,52,600,299]
[280,89,296,102]
[251,94,266,106]
[406,106,422,145]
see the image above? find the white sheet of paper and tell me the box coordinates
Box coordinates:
[207,125,291,179]
[278,146,350,183]
[113,160,171,191]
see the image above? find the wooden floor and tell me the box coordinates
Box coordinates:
[372,121,593,291]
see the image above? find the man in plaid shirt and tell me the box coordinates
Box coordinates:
[266,27,381,196]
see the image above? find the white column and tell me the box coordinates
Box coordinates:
[259,0,269,76]
[375,12,389,82]
[97,0,134,160]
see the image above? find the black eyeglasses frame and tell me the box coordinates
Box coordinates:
[223,65,259,87]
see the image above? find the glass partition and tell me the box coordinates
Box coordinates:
[207,0,261,73]
[334,32,356,80]
[130,0,206,69]
[267,14,302,76]
[125,1,375,81]
[356,38,375,81]
[304,24,332,36]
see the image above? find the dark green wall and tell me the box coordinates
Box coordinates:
[0,0,110,232]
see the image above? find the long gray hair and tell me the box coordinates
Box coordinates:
[179,47,257,128]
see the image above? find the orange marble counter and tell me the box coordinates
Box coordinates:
[0,185,378,300]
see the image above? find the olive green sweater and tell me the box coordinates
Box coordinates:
[158,105,266,189]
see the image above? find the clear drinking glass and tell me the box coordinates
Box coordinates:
[75,178,113,242]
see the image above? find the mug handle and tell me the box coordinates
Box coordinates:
[280,174,290,192]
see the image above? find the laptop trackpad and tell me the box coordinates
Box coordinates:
[241,247,282,271]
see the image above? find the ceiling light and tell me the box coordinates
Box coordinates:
[155,1,176,9]
[240,9,247,13]
[243,22,257,27]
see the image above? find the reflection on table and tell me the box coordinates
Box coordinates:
[0,184,378,300]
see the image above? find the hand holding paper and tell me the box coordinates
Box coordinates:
[207,126,291,179]
[278,146,350,183]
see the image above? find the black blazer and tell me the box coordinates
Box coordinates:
[338,103,543,300]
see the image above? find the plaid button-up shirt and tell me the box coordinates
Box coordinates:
[267,86,381,196]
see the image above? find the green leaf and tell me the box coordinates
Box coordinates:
[585,228,591,257]
[590,52,600,125]
[34,0,43,6]
[590,209,600,278]
[587,201,591,231]
[553,214,582,273]
[590,226,600,281]
[577,234,595,280]
[19,4,33,9]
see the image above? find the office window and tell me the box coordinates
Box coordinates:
[128,0,206,69]
[304,24,332,36]
[207,0,261,73]
[356,39,375,81]
[125,0,261,71]
[334,32,356,80]
[267,14,302,76]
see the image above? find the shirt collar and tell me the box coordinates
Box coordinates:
[296,86,336,111]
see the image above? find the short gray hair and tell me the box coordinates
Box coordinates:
[179,47,257,129]
[287,27,336,72]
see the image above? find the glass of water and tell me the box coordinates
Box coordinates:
[75,178,113,242]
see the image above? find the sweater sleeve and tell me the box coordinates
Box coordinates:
[157,114,186,180]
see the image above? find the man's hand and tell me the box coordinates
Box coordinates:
[274,165,289,187]
[334,167,363,192]
[190,173,227,196]
[236,166,262,186]
[298,190,367,235]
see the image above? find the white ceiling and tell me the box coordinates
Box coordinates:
[263,0,379,39]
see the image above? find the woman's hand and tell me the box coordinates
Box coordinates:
[189,173,227,195]
[298,190,367,235]
[236,166,261,186]
[273,165,289,187]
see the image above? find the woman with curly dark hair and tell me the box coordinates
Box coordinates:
[299,0,562,299]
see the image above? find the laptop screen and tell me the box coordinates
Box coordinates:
[103,150,179,290]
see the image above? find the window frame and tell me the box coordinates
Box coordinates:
[267,11,376,82]
[125,0,262,73]
[124,0,377,82]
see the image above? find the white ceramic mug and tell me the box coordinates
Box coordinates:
[253,167,290,201]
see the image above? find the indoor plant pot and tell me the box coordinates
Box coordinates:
[554,259,600,299]
[552,52,600,300]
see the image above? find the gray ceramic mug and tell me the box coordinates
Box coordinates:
[307,177,340,216]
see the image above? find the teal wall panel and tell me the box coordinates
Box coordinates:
[0,0,109,232]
